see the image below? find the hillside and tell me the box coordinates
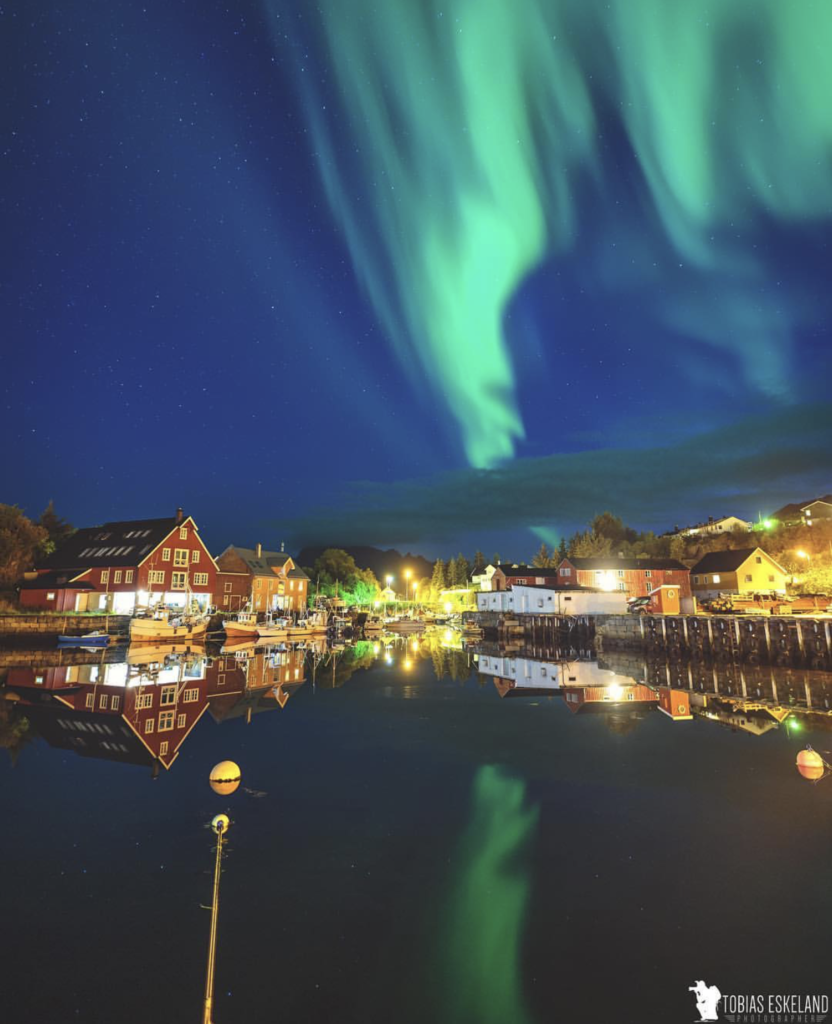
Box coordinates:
[296,545,434,582]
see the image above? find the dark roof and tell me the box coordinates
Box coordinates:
[803,495,832,508]
[771,496,832,520]
[690,548,778,574]
[563,557,688,571]
[225,547,309,580]
[38,517,181,570]
[506,582,602,593]
[19,571,95,591]
[494,565,559,576]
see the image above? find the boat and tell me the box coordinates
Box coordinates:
[126,641,206,665]
[386,617,427,634]
[130,609,210,642]
[286,611,329,637]
[222,610,290,640]
[362,615,385,635]
[57,630,111,648]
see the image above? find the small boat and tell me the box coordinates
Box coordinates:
[57,630,111,648]
[223,610,290,640]
[362,615,385,635]
[386,617,427,634]
[130,609,209,642]
[286,612,329,637]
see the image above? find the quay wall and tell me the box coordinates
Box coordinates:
[0,614,131,637]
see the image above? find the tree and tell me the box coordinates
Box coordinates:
[0,505,48,587]
[454,553,470,586]
[569,530,612,558]
[313,548,360,587]
[430,559,447,601]
[557,536,568,561]
[492,552,501,566]
[471,550,486,575]
[531,542,552,568]
[37,500,74,555]
[446,557,458,589]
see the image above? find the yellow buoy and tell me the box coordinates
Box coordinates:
[209,760,241,795]
[796,748,825,782]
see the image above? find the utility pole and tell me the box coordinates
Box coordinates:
[203,814,230,1024]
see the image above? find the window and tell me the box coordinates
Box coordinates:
[193,573,209,586]
[618,582,626,591]
[560,567,571,576]
[223,595,229,606]
[114,570,122,584]
[617,570,624,578]
[179,526,188,540]
[35,674,44,685]
[255,579,262,589]
[218,673,226,687]
[191,549,200,563]
[174,549,189,566]
[136,692,153,710]
[224,582,232,592]
[99,695,109,709]
[85,693,94,708]
[289,580,295,591]
[162,547,171,561]
[46,591,56,600]
[755,556,762,564]
[159,741,169,756]
[111,696,121,711]
[184,688,199,703]
[693,576,699,584]
[158,710,175,732]
[148,570,165,585]
[171,572,187,590]
[712,575,721,584]
[100,570,110,584]
[745,574,753,583]
[177,713,186,729]
[125,570,134,584]
[769,575,775,582]
[160,685,176,706]
[144,718,155,734]
[645,570,652,578]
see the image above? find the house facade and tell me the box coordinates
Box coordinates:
[215,544,309,613]
[771,495,832,527]
[556,557,691,598]
[476,585,628,616]
[471,564,498,591]
[490,565,561,591]
[20,510,217,613]
[690,547,788,599]
[681,515,752,537]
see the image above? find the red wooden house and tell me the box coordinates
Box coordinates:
[20,509,217,614]
[215,544,309,613]
[555,556,691,599]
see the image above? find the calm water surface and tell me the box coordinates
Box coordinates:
[2,633,831,1024]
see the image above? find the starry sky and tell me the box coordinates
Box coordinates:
[3,0,832,558]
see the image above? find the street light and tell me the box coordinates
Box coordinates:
[796,550,810,561]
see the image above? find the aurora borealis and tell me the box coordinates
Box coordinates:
[3,0,832,552]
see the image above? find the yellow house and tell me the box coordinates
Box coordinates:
[690,547,787,599]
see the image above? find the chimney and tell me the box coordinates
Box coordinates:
[255,542,262,558]
[175,507,184,524]
[708,516,714,523]
[281,540,285,553]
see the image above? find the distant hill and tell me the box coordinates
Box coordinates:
[296,545,435,582]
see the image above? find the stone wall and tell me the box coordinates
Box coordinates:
[0,614,131,637]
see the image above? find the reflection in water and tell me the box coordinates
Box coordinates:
[439,765,539,1024]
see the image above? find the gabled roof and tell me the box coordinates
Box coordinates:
[771,496,832,520]
[690,548,781,574]
[223,546,309,580]
[38,517,182,570]
[562,557,688,571]
[493,564,559,576]
[803,495,832,509]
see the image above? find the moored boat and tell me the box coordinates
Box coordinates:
[386,617,427,634]
[222,610,290,640]
[57,630,111,648]
[130,610,209,642]
[286,611,329,637]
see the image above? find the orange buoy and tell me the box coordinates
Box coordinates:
[209,760,241,795]
[796,748,825,782]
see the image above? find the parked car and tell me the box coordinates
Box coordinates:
[627,595,652,614]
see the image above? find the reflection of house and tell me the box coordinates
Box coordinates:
[206,646,307,720]
[215,545,309,612]
[556,557,690,598]
[657,687,692,721]
[561,683,659,712]
[477,584,627,616]
[771,495,832,527]
[477,653,561,696]
[690,547,787,599]
[692,700,789,736]
[21,509,217,614]
[7,651,239,771]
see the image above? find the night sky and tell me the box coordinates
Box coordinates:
[4,0,832,557]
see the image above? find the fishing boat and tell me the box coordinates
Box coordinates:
[222,610,290,640]
[286,611,329,637]
[130,609,209,642]
[57,630,111,648]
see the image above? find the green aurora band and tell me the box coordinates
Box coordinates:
[275,0,832,467]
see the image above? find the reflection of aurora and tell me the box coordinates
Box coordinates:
[275,0,832,467]
[439,766,539,1024]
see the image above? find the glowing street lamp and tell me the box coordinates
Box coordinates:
[796,550,810,561]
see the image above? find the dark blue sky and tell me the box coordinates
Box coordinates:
[3,0,831,558]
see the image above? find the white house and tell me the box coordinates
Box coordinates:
[476,585,628,616]
[682,515,752,537]
[471,564,498,591]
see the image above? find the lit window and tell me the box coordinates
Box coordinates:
[46,591,56,600]
[712,575,721,584]
[162,548,171,562]
[179,526,187,540]
[100,570,109,584]
[114,570,122,584]
[144,718,155,734]
[125,570,134,584]
[158,710,175,732]
[174,549,188,566]
[159,741,169,756]
[160,685,176,706]
[191,549,200,563]
[171,572,187,590]
[35,674,44,685]
[176,713,186,729]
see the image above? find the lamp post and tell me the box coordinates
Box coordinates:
[203,814,231,1024]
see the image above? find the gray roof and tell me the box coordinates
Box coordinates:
[38,517,181,570]
[690,548,779,574]
[226,546,309,580]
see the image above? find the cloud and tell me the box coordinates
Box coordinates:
[279,403,832,548]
